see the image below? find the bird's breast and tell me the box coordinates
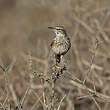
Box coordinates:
[51,36,70,55]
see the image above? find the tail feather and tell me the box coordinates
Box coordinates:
[55,54,61,64]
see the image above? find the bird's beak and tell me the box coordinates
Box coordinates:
[48,27,55,29]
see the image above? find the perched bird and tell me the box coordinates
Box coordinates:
[48,26,71,64]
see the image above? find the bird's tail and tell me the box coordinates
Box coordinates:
[55,54,61,64]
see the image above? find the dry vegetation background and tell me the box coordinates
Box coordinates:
[0,0,110,110]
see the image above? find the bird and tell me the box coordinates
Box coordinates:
[48,26,71,65]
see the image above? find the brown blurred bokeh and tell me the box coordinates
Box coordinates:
[0,0,110,110]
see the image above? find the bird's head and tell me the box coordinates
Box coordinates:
[48,26,67,37]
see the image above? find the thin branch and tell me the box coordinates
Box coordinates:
[83,39,100,84]
[30,95,42,110]
[70,80,110,102]
[91,95,102,110]
[57,94,66,110]
[73,15,95,34]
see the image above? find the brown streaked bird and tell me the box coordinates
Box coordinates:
[48,26,71,64]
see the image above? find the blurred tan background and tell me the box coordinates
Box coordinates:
[0,0,109,57]
[0,0,110,110]
[0,0,72,55]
